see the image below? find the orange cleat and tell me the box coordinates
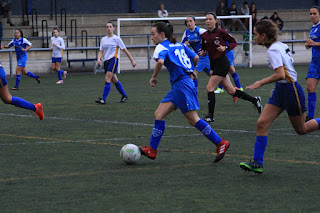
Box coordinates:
[139,146,157,159]
[214,139,230,162]
[35,103,44,120]
[233,87,238,102]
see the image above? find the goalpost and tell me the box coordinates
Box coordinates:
[117,15,253,72]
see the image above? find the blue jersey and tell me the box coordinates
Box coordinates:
[182,26,206,53]
[309,22,320,58]
[153,39,197,84]
[8,38,32,58]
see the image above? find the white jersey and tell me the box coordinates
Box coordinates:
[267,41,297,83]
[51,36,65,58]
[99,35,126,61]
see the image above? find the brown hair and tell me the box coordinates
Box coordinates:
[153,22,176,43]
[254,19,278,46]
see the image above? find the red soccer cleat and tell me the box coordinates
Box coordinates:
[139,146,157,160]
[35,103,44,120]
[214,139,230,162]
[233,87,238,102]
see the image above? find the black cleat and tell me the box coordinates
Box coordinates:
[203,115,215,123]
[36,76,40,84]
[119,96,128,103]
[240,160,263,174]
[95,98,106,104]
[254,96,263,114]
[11,87,18,90]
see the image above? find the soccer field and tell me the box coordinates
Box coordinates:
[0,65,319,212]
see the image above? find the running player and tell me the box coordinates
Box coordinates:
[51,28,67,84]
[0,61,44,120]
[240,20,320,174]
[3,29,40,90]
[95,21,136,104]
[200,12,262,123]
[215,22,243,94]
[140,22,230,162]
[181,15,211,92]
[305,6,320,121]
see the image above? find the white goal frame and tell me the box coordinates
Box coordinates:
[117,15,252,72]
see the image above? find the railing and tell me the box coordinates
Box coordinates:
[81,30,88,56]
[31,9,38,37]
[70,19,78,46]
[41,20,49,48]
[21,0,29,26]
[50,0,57,25]
[60,8,67,34]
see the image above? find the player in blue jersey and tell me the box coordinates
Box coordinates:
[3,29,40,90]
[239,20,320,174]
[214,22,243,94]
[0,61,44,120]
[305,6,320,121]
[181,15,211,92]
[140,22,230,162]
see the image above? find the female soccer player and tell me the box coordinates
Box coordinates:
[140,22,230,163]
[214,22,243,94]
[240,20,320,174]
[51,28,67,84]
[0,61,44,120]
[305,6,320,121]
[181,15,211,93]
[200,12,262,123]
[3,29,40,90]
[95,21,136,104]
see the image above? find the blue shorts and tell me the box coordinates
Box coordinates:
[0,67,8,88]
[195,56,210,74]
[17,55,28,67]
[267,82,307,116]
[104,57,118,74]
[161,76,200,114]
[306,57,320,79]
[52,57,62,63]
[225,50,234,66]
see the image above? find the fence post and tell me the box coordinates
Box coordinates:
[147,34,151,72]
[9,51,13,78]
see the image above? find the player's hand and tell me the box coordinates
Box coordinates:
[53,43,57,46]
[21,48,26,51]
[246,81,262,90]
[131,60,136,68]
[216,44,225,52]
[305,39,314,48]
[97,60,101,66]
[149,77,158,87]
[199,50,206,56]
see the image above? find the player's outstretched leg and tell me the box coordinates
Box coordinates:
[233,89,263,114]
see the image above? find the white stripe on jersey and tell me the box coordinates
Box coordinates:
[153,43,168,61]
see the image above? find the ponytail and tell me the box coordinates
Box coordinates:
[153,22,176,43]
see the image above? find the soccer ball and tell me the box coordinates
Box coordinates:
[120,144,141,164]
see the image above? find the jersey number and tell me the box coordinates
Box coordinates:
[174,49,192,69]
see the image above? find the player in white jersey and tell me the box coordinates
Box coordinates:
[239,20,320,174]
[50,28,66,84]
[95,21,136,104]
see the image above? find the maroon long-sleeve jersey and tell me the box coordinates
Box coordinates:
[201,28,237,60]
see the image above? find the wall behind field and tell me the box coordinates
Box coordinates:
[12,0,315,15]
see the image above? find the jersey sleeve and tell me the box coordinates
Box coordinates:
[8,39,14,47]
[222,30,237,50]
[57,38,65,50]
[181,31,187,43]
[153,44,168,61]
[267,48,283,70]
[117,37,126,50]
[23,38,32,46]
[99,38,103,51]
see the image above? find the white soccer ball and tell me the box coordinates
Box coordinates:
[120,144,141,164]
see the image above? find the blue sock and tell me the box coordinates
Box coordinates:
[11,97,36,111]
[195,119,222,145]
[308,92,316,118]
[193,79,198,93]
[315,118,320,130]
[115,81,127,97]
[57,70,63,80]
[150,120,165,150]
[102,82,111,101]
[218,84,223,90]
[232,72,242,88]
[15,75,21,88]
[253,136,268,165]
[26,71,37,79]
